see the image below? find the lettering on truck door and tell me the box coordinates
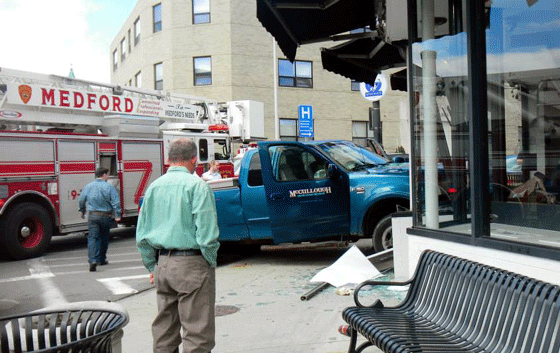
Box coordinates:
[121,141,163,215]
[258,142,350,244]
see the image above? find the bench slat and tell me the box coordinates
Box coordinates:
[343,250,560,353]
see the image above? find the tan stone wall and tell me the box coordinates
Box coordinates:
[111,0,176,91]
[110,0,409,152]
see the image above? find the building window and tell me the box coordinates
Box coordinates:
[194,56,212,86]
[279,119,298,141]
[134,17,141,45]
[193,0,210,24]
[278,59,312,88]
[112,49,118,71]
[120,38,126,61]
[127,29,131,53]
[352,121,369,147]
[154,62,163,90]
[135,71,142,88]
[351,80,360,91]
[153,3,162,33]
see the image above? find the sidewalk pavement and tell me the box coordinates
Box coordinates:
[118,244,405,353]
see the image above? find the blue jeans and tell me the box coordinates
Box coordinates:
[87,215,113,264]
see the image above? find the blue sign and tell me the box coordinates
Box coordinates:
[298,105,313,138]
[359,74,388,102]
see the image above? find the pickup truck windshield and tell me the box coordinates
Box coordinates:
[316,141,388,171]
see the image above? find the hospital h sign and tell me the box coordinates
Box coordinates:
[298,105,313,138]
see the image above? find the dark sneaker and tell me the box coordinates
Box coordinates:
[89,263,97,272]
[99,260,109,266]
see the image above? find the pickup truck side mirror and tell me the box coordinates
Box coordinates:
[327,164,339,179]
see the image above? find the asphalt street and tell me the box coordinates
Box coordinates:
[0,230,400,352]
[0,226,151,317]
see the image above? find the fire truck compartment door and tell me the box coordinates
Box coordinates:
[58,140,96,228]
[121,142,163,214]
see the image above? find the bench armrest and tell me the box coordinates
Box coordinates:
[353,279,412,307]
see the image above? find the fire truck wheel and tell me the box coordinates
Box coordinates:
[1,203,53,260]
[372,215,393,253]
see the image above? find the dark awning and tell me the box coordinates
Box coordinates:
[321,38,407,86]
[389,66,426,91]
[256,0,379,61]
[390,68,408,92]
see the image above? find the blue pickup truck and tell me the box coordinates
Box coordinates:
[210,140,410,252]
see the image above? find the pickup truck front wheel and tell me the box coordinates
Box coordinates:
[372,215,392,253]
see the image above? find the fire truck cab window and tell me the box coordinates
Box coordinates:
[99,154,117,176]
[213,139,230,161]
[199,139,209,162]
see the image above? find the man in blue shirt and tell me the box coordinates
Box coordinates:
[79,167,121,272]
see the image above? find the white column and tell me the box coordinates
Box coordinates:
[422,0,439,228]
[272,38,280,140]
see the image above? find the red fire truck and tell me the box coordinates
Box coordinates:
[0,67,264,260]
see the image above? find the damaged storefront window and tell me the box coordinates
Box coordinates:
[412,0,560,250]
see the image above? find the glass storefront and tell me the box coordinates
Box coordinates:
[412,0,560,251]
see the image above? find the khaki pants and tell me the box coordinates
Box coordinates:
[152,254,216,353]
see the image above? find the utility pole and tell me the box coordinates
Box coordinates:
[370,101,382,144]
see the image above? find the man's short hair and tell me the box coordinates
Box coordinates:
[168,138,197,163]
[95,167,109,178]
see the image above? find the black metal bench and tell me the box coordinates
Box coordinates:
[341,250,560,353]
[0,301,129,353]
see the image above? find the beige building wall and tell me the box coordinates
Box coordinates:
[110,0,408,153]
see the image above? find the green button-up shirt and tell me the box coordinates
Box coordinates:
[136,166,220,271]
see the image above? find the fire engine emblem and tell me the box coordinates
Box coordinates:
[18,85,32,104]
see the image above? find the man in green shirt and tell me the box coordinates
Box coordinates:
[136,138,220,353]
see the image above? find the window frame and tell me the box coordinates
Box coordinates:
[279,118,299,141]
[135,71,142,88]
[120,38,126,62]
[193,0,210,24]
[193,56,212,86]
[268,145,326,182]
[278,59,313,88]
[154,62,163,90]
[407,0,560,261]
[127,29,131,53]
[352,121,370,147]
[134,17,141,45]
[351,80,360,91]
[198,138,209,163]
[153,3,162,33]
[247,153,263,187]
[112,49,118,71]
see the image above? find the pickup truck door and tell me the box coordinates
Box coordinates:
[258,142,350,244]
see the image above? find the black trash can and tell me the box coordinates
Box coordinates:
[0,301,129,353]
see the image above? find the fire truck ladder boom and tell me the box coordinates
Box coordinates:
[0,67,226,133]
